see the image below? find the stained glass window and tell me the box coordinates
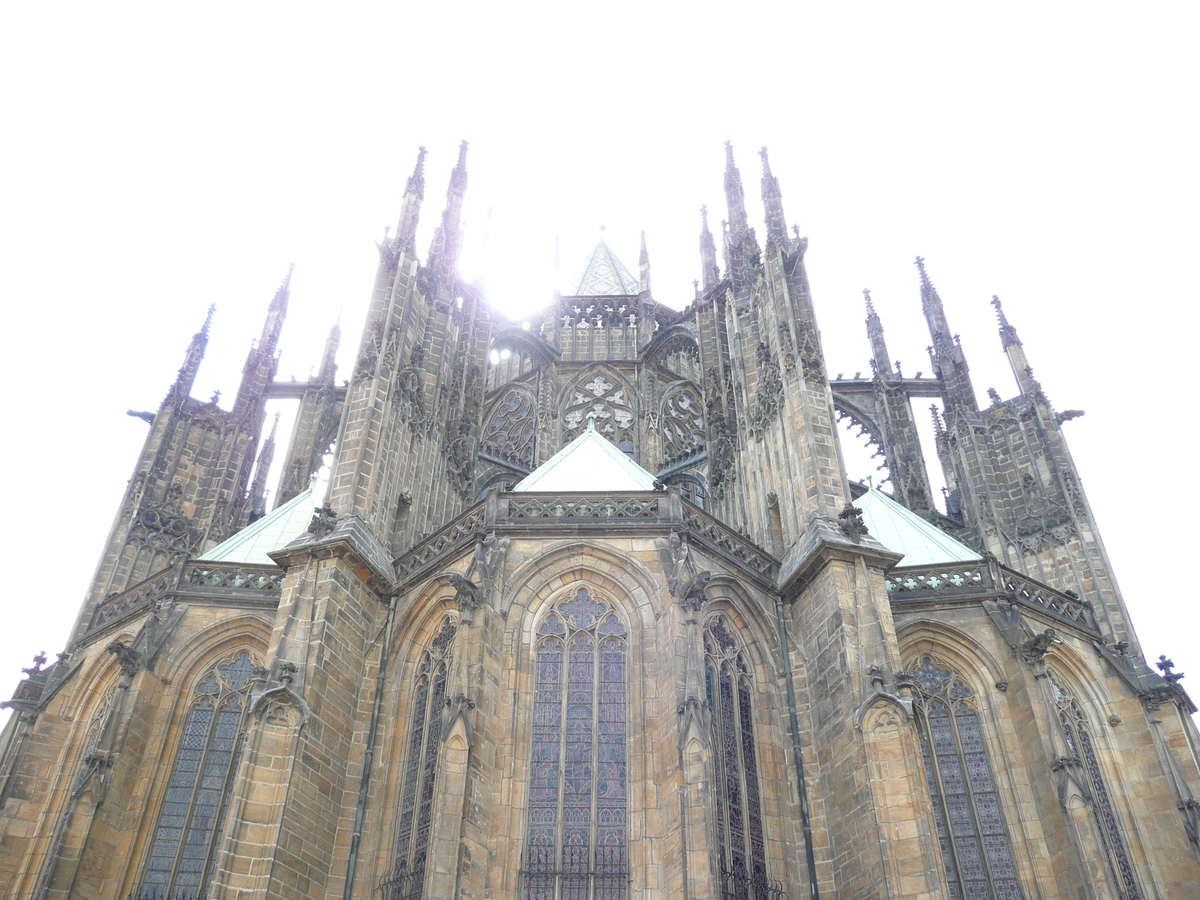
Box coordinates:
[704,616,773,900]
[911,657,1023,900]
[386,617,457,900]
[1048,671,1142,900]
[138,651,258,900]
[523,588,628,900]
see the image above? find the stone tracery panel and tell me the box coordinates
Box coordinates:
[660,382,705,468]
[562,371,634,452]
[481,385,537,469]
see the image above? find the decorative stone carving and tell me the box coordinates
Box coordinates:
[308,505,337,539]
[749,342,783,439]
[562,370,634,449]
[251,660,311,726]
[837,504,868,542]
[480,386,536,469]
[661,382,706,467]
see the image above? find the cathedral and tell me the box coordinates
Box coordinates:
[1,142,1197,900]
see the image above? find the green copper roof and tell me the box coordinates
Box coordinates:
[198,479,320,565]
[856,486,981,566]
[567,240,639,296]
[513,417,657,492]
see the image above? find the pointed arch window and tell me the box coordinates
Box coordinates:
[386,617,457,900]
[138,651,258,900]
[911,657,1023,900]
[704,616,774,900]
[524,588,628,900]
[1048,671,1142,900]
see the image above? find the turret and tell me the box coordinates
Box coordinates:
[248,412,280,522]
[234,267,291,413]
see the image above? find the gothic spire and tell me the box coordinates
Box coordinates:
[723,141,749,235]
[395,145,427,253]
[759,146,789,248]
[318,318,341,384]
[169,304,215,403]
[991,296,1041,398]
[638,230,651,294]
[864,289,893,377]
[915,256,951,341]
[915,257,977,411]
[427,141,469,300]
[699,205,720,290]
[248,412,280,522]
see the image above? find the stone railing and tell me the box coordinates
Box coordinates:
[394,504,487,581]
[504,494,661,521]
[681,501,779,580]
[89,566,180,632]
[886,559,1099,635]
[87,561,285,635]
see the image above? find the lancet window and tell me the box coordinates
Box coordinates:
[562,373,634,454]
[386,617,458,900]
[660,382,705,468]
[1047,671,1142,900]
[703,616,773,900]
[524,588,628,900]
[138,651,259,900]
[481,386,537,469]
[910,657,1022,900]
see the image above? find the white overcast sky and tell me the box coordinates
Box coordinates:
[2,3,1197,709]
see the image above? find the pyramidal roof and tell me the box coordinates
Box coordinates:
[566,239,639,296]
[857,486,981,566]
[198,478,321,565]
[513,417,657,492]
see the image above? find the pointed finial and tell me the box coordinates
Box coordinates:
[914,256,931,287]
[701,205,710,231]
[405,145,427,196]
[639,230,648,262]
[991,294,1022,347]
[863,288,876,316]
[759,145,773,177]
[456,139,468,168]
[587,412,597,432]
[269,410,281,437]
[724,140,735,168]
[201,303,216,336]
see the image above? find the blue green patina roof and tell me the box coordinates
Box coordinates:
[857,486,981,566]
[513,417,657,492]
[198,479,321,565]
[566,240,639,296]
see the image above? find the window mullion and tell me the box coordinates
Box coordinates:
[555,630,571,894]
[589,634,601,900]
[167,697,217,894]
[197,696,250,894]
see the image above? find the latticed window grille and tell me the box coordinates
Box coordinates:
[137,651,258,900]
[1048,671,1142,900]
[704,616,777,900]
[523,588,629,900]
[384,617,458,900]
[481,386,537,469]
[910,657,1023,900]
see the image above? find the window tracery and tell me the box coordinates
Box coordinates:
[386,617,457,900]
[1048,670,1142,900]
[138,651,259,900]
[910,657,1022,900]
[704,616,773,900]
[661,383,706,468]
[481,386,536,469]
[524,588,628,900]
[562,373,634,454]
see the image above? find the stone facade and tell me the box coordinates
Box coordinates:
[1,143,1197,900]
